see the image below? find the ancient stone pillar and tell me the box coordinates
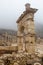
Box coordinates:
[16,3,38,54]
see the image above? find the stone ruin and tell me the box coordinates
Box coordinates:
[0,3,43,65]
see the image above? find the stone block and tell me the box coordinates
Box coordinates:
[18,43,23,52]
[14,62,19,65]
[26,43,35,54]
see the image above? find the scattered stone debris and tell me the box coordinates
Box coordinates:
[0,3,43,65]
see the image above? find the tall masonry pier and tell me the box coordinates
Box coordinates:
[17,3,38,54]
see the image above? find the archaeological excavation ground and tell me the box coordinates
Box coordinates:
[0,3,43,65]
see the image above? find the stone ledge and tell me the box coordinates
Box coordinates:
[0,46,18,52]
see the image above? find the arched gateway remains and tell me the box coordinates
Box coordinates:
[0,3,42,65]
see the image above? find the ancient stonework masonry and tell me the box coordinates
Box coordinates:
[17,3,37,54]
[0,3,43,65]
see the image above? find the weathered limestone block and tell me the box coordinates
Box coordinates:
[25,13,33,19]
[14,62,19,65]
[27,21,34,28]
[28,45,35,54]
[34,62,41,65]
[20,37,24,43]
[17,13,33,25]
[23,43,25,51]
[32,37,35,44]
[17,31,23,36]
[18,43,23,52]
[17,38,21,43]
[26,43,29,52]
[24,28,28,34]
[0,46,18,52]
[28,36,35,44]
[29,25,34,30]
[27,28,35,34]
[26,21,35,33]
[25,36,29,42]
[26,43,35,54]
[18,42,26,52]
[17,37,24,43]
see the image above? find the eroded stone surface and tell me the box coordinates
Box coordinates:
[0,3,43,65]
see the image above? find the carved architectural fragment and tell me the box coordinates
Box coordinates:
[0,3,43,65]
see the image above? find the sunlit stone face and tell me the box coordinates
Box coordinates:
[14,62,19,65]
[0,63,4,65]
[34,62,41,65]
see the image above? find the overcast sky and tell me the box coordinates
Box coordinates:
[0,0,43,36]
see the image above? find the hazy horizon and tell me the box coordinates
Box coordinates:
[0,0,43,37]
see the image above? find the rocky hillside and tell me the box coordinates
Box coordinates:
[0,29,17,36]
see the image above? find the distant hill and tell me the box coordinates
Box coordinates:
[0,29,17,36]
[0,23,43,38]
[35,22,43,38]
